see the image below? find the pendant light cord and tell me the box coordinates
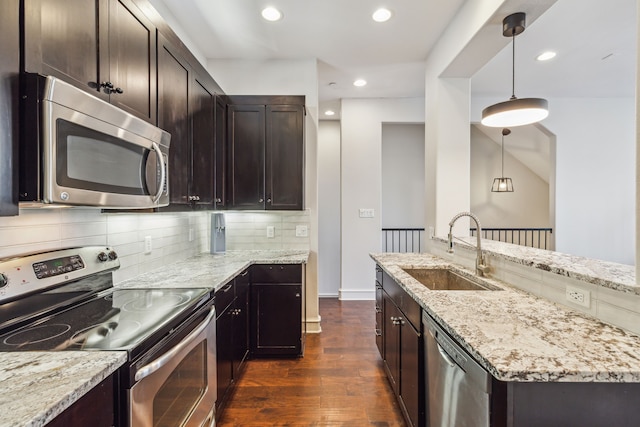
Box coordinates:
[501,134,505,177]
[511,33,516,100]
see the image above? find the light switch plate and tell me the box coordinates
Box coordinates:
[267,226,275,238]
[359,208,375,218]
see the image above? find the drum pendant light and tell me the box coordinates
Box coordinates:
[491,128,514,192]
[482,13,549,127]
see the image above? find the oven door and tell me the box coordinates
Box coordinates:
[130,306,216,427]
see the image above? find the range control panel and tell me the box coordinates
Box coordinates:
[0,246,120,303]
[33,255,85,279]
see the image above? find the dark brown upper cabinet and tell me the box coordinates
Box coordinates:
[227,96,305,210]
[23,0,157,124]
[0,0,19,216]
[157,33,218,209]
[214,94,228,209]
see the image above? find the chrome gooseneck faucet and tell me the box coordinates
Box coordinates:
[447,212,490,276]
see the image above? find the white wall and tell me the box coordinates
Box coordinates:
[472,96,635,264]
[0,209,209,284]
[381,123,425,228]
[470,125,550,228]
[550,98,635,264]
[207,58,322,331]
[318,121,341,297]
[341,98,424,300]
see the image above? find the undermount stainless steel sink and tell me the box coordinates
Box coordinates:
[402,268,501,291]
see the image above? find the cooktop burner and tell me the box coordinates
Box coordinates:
[0,287,210,353]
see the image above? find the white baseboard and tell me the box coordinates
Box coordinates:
[339,289,375,300]
[305,315,322,333]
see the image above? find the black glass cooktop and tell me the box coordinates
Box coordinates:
[0,287,211,354]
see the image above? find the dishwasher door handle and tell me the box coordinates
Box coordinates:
[436,342,457,368]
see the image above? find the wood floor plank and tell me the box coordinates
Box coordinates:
[217,299,406,426]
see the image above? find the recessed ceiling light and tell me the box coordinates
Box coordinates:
[536,51,556,61]
[372,8,392,22]
[353,79,367,87]
[261,7,283,21]
[325,110,335,116]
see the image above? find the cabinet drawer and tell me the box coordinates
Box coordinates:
[214,281,235,314]
[252,264,302,283]
[383,271,421,331]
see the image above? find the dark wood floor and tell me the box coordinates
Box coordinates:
[218,298,406,426]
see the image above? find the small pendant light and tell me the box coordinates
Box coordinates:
[491,128,514,192]
[482,13,549,128]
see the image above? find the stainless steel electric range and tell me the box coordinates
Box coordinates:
[0,246,217,427]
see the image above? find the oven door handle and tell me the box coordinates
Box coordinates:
[134,306,215,382]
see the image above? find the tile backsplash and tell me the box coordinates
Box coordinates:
[0,208,311,284]
[224,210,311,250]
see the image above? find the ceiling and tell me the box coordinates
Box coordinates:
[149,0,466,117]
[150,0,636,120]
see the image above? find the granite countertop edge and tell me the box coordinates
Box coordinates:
[0,351,127,427]
[371,252,640,384]
[116,249,309,291]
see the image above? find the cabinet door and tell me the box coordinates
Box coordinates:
[190,73,215,207]
[232,270,250,376]
[108,0,157,123]
[47,375,115,427]
[157,36,190,205]
[251,283,302,356]
[383,291,401,395]
[400,319,422,427]
[227,104,266,209]
[214,95,227,209]
[375,281,384,357]
[0,0,19,216]
[265,104,304,210]
[23,0,108,100]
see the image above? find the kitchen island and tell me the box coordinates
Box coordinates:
[372,251,640,382]
[0,249,308,427]
[373,250,640,426]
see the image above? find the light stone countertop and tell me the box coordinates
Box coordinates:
[436,236,637,294]
[1,249,308,427]
[371,252,640,383]
[0,351,126,427]
[116,249,309,291]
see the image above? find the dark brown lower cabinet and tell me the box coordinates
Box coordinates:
[250,264,304,357]
[214,280,235,412]
[47,374,115,427]
[379,265,423,427]
[215,270,250,418]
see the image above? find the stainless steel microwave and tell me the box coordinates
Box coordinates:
[20,74,171,209]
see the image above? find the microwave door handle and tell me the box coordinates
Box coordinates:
[151,142,166,203]
[134,306,215,382]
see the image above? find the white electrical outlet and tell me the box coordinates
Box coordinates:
[144,236,152,254]
[565,285,590,308]
[189,228,194,242]
[295,225,308,237]
[359,208,375,218]
[267,226,275,238]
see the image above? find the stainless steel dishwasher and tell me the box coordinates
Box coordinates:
[423,312,492,427]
